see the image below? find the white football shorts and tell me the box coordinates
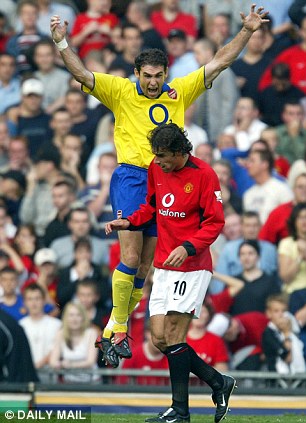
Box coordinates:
[149,268,212,319]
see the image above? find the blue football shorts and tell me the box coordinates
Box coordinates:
[110,163,157,237]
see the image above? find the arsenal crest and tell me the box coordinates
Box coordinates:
[168,88,177,99]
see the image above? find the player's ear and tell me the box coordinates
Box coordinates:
[165,67,169,79]
[134,68,140,79]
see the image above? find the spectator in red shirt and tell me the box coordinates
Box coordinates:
[259,16,306,95]
[118,324,169,386]
[70,0,119,59]
[187,302,229,372]
[259,173,306,245]
[150,0,197,50]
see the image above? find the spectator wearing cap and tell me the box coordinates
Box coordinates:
[19,148,61,240]
[5,78,51,158]
[150,0,197,50]
[167,29,198,80]
[0,169,26,225]
[258,63,305,127]
[22,247,59,311]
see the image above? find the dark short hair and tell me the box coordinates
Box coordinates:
[23,283,46,299]
[242,210,260,220]
[74,237,92,252]
[135,49,168,72]
[0,266,18,277]
[287,202,306,239]
[122,23,141,37]
[271,62,290,80]
[53,179,76,194]
[239,239,261,256]
[250,149,274,173]
[68,206,90,222]
[76,278,99,295]
[147,122,193,155]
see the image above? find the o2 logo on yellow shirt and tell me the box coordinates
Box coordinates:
[149,104,169,125]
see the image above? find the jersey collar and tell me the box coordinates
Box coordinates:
[136,81,171,97]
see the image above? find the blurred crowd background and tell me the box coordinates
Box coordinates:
[1,0,306,385]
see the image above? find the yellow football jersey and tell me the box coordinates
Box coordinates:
[82,67,206,168]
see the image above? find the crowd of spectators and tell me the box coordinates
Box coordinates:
[1,0,306,384]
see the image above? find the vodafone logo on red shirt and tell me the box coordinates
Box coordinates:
[159,193,186,218]
[161,193,174,207]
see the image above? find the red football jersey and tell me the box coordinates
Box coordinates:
[128,155,224,272]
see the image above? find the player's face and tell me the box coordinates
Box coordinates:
[153,149,185,173]
[135,65,168,99]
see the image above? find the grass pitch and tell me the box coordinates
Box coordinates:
[0,414,305,423]
[91,415,305,423]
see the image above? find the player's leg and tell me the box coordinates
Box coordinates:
[146,270,192,422]
[145,313,191,423]
[105,230,143,358]
[100,164,147,361]
[128,235,156,316]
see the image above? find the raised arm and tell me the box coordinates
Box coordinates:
[50,15,94,90]
[205,4,269,86]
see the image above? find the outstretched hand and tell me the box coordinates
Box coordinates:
[240,4,269,33]
[105,219,130,235]
[50,15,69,42]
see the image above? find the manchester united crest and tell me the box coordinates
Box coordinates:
[184,183,193,193]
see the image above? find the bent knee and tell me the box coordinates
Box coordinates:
[151,334,167,352]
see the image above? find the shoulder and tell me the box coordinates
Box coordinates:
[50,235,71,247]
[19,316,29,326]
[259,240,277,252]
[278,236,294,250]
[44,315,61,328]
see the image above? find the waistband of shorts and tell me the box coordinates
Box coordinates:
[119,163,148,173]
